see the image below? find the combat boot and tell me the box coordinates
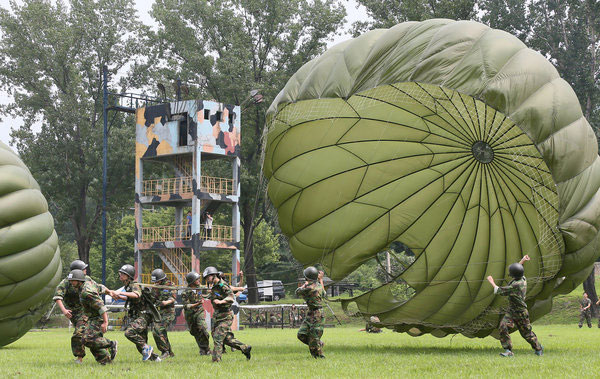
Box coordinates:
[534,346,543,356]
[110,340,118,361]
[242,345,252,360]
[499,350,514,357]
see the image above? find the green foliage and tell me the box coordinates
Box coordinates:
[352,0,476,35]
[0,0,147,269]
[58,239,79,278]
[148,0,346,301]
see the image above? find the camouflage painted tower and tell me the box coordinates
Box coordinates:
[134,99,241,285]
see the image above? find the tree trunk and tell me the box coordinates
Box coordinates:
[583,270,598,317]
[243,232,259,304]
[76,235,92,277]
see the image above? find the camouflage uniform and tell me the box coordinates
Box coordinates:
[289,308,297,327]
[365,323,382,333]
[53,276,92,358]
[79,280,114,364]
[181,286,210,355]
[496,276,542,352]
[579,297,592,328]
[210,280,250,362]
[151,280,176,355]
[123,281,160,361]
[296,282,326,357]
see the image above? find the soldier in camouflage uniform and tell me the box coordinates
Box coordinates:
[111,264,161,362]
[487,255,543,357]
[204,266,252,362]
[53,260,91,363]
[149,269,176,358]
[296,266,326,358]
[182,271,211,355]
[360,316,382,333]
[67,269,117,365]
[579,292,592,328]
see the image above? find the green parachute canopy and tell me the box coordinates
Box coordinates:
[0,141,62,346]
[264,19,600,337]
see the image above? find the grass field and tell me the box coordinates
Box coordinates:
[1,325,597,378]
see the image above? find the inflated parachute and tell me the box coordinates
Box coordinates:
[264,19,600,337]
[0,141,62,346]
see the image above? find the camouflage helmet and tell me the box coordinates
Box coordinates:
[185,271,201,285]
[69,259,88,271]
[202,266,219,278]
[118,264,136,279]
[508,263,524,279]
[369,315,380,323]
[303,266,319,281]
[151,268,167,283]
[67,269,86,282]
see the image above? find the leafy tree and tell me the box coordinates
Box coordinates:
[351,0,476,36]
[149,0,346,303]
[478,0,600,315]
[0,0,147,273]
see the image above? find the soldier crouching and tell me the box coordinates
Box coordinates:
[68,269,117,365]
[203,266,251,362]
[182,271,211,355]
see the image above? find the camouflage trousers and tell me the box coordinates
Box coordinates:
[212,311,249,362]
[81,316,112,364]
[579,311,592,328]
[184,311,210,355]
[499,310,541,351]
[70,313,88,358]
[152,312,174,355]
[124,314,159,360]
[297,308,324,357]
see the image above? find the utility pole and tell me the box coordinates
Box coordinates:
[101,66,108,289]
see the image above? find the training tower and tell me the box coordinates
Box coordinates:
[134,99,241,285]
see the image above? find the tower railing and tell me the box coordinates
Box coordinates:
[143,177,193,196]
[142,175,235,197]
[200,175,235,195]
[141,224,233,242]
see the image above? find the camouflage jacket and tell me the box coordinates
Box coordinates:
[209,280,234,315]
[181,286,205,316]
[53,275,93,316]
[296,282,325,310]
[580,297,592,312]
[123,281,145,318]
[496,277,527,313]
[152,280,176,316]
[79,280,107,319]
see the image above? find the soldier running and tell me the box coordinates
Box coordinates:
[182,271,211,355]
[53,260,92,363]
[579,292,592,328]
[111,264,161,362]
[203,266,252,362]
[150,268,176,358]
[68,269,117,365]
[296,266,326,358]
[487,255,543,357]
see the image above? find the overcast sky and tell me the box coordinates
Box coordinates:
[0,0,366,147]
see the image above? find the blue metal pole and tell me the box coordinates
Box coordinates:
[102,66,108,287]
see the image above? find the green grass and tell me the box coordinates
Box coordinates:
[2,325,599,378]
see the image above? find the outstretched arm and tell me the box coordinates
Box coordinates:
[487,276,499,292]
[519,255,531,265]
